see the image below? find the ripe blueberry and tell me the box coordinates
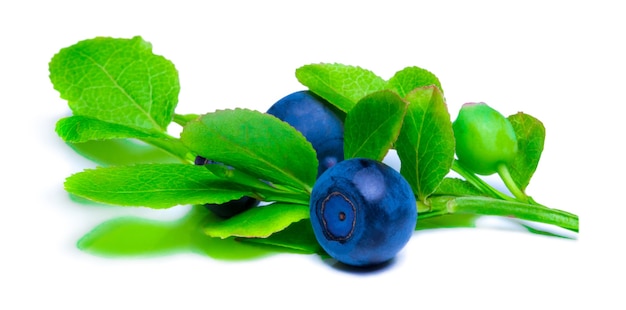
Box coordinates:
[267,90,344,176]
[310,158,417,267]
[194,156,259,218]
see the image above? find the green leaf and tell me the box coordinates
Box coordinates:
[200,162,310,205]
[65,164,249,208]
[240,219,323,254]
[56,116,162,143]
[386,66,443,97]
[433,177,487,196]
[204,203,310,239]
[180,109,318,192]
[507,112,546,191]
[344,90,408,161]
[67,139,181,166]
[395,86,455,201]
[295,63,387,112]
[49,36,179,132]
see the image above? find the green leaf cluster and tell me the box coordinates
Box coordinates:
[50,37,317,249]
[298,63,454,202]
[296,64,574,233]
[50,37,578,261]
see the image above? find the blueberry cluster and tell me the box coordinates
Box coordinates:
[270,91,417,267]
[199,91,417,267]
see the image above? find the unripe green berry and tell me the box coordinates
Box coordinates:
[452,102,518,175]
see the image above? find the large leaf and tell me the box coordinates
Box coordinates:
[395,86,455,201]
[507,112,545,191]
[56,116,162,143]
[67,139,181,166]
[180,109,318,192]
[49,36,179,132]
[386,66,443,97]
[295,63,387,112]
[344,90,408,161]
[204,203,310,239]
[65,164,249,208]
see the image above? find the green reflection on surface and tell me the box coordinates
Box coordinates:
[77,206,277,260]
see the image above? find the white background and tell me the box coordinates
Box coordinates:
[1,1,624,309]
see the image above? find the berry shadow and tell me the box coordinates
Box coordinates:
[321,256,397,275]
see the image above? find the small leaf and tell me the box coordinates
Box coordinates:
[49,36,179,132]
[433,178,487,196]
[386,66,444,97]
[56,116,161,143]
[396,86,455,201]
[295,63,387,112]
[240,219,323,254]
[204,203,310,239]
[344,90,408,161]
[507,112,546,191]
[181,109,318,192]
[65,164,249,208]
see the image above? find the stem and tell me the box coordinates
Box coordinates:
[497,163,529,203]
[451,160,515,202]
[173,113,201,126]
[257,190,310,205]
[202,162,311,205]
[141,134,193,163]
[422,196,579,232]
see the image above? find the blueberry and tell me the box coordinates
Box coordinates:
[194,156,212,165]
[310,158,417,267]
[267,90,344,176]
[194,156,259,218]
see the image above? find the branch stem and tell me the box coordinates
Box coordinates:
[419,196,578,232]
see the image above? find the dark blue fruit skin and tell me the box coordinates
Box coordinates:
[310,158,417,267]
[194,156,259,218]
[267,90,344,177]
[204,196,260,219]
